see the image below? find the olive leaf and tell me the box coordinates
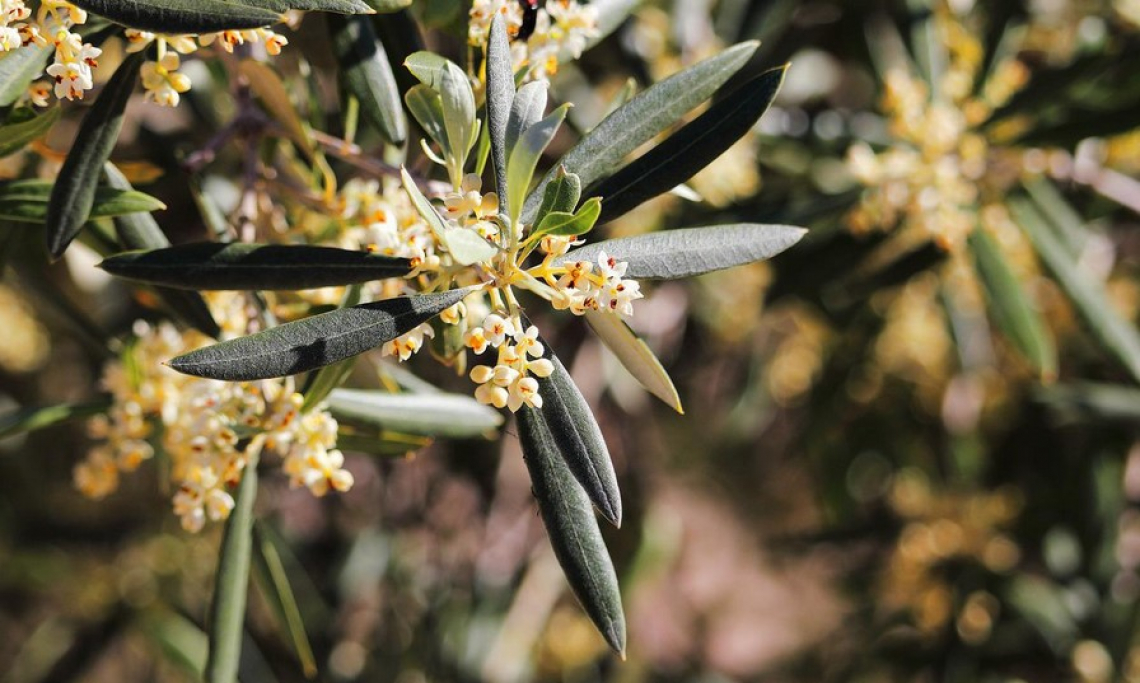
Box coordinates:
[517,405,626,656]
[531,197,601,240]
[584,310,683,413]
[240,59,312,156]
[586,65,787,223]
[533,167,581,226]
[205,449,258,683]
[400,167,497,264]
[0,179,164,223]
[522,41,759,223]
[331,13,407,145]
[46,52,143,259]
[1010,196,1140,384]
[0,399,111,440]
[440,60,477,171]
[100,242,412,290]
[485,14,515,201]
[70,0,373,33]
[505,81,549,161]
[327,388,504,438]
[103,163,220,338]
[404,51,451,89]
[0,44,52,112]
[372,8,425,97]
[0,107,60,158]
[557,223,807,279]
[1036,382,1140,425]
[251,523,317,679]
[968,226,1056,379]
[170,289,471,380]
[405,85,449,157]
[507,104,569,227]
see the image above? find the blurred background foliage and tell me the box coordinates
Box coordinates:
[10,0,1140,681]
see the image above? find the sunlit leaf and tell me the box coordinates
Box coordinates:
[517,404,626,655]
[205,449,258,683]
[241,59,312,155]
[400,165,448,239]
[331,13,407,145]
[439,59,477,168]
[171,289,471,380]
[586,65,786,222]
[533,167,581,226]
[0,43,52,110]
[0,400,110,440]
[46,52,144,259]
[522,41,759,223]
[558,223,806,279]
[968,226,1056,378]
[531,197,600,240]
[507,104,568,226]
[301,286,363,413]
[505,81,548,161]
[441,227,497,265]
[585,310,682,413]
[485,14,515,201]
[0,179,164,224]
[405,85,449,156]
[1011,196,1140,384]
[101,242,412,290]
[404,51,451,89]
[0,107,60,158]
[327,388,504,438]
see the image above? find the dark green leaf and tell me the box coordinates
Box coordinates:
[302,285,363,412]
[327,388,504,438]
[532,342,621,526]
[103,163,220,338]
[0,107,60,158]
[517,405,626,655]
[0,43,52,110]
[70,0,282,32]
[205,450,258,683]
[522,41,759,223]
[371,9,425,97]
[1010,196,1140,384]
[557,223,806,280]
[100,242,412,290]
[171,289,470,380]
[0,179,164,223]
[0,400,110,440]
[47,52,143,259]
[331,13,407,145]
[486,14,515,203]
[968,226,1056,378]
[533,167,581,226]
[251,523,317,678]
[586,66,786,222]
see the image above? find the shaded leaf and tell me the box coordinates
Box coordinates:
[522,41,759,223]
[0,106,60,158]
[586,66,786,222]
[70,0,282,32]
[327,388,504,438]
[584,310,682,412]
[1010,196,1140,384]
[336,429,432,456]
[405,85,449,156]
[968,226,1056,378]
[531,197,600,239]
[301,285,363,413]
[137,610,208,681]
[331,13,407,145]
[486,14,515,202]
[0,400,111,440]
[241,59,312,155]
[171,289,471,380]
[372,9,425,97]
[507,104,569,226]
[0,179,164,223]
[101,242,412,290]
[1036,382,1140,425]
[46,52,144,259]
[251,523,317,678]
[205,448,258,683]
[517,405,626,655]
[557,223,806,279]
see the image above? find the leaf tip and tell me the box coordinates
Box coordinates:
[602,617,627,657]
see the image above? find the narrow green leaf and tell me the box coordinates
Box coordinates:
[372,9,425,97]
[485,14,515,202]
[251,523,317,679]
[968,226,1057,378]
[171,289,471,380]
[532,197,600,239]
[70,0,282,32]
[327,388,504,437]
[557,223,806,279]
[0,107,61,158]
[331,13,407,145]
[405,85,449,156]
[505,81,548,160]
[517,405,626,655]
[104,163,221,338]
[400,166,449,239]
[241,59,312,156]
[336,429,432,456]
[302,285,363,413]
[507,104,569,227]
[101,242,412,290]
[522,41,759,223]
[0,180,165,223]
[586,66,786,222]
[534,167,581,226]
[0,400,111,440]
[205,449,258,683]
[1011,197,1140,384]
[1022,177,1089,256]
[439,60,476,167]
[137,610,208,681]
[248,0,374,11]
[46,52,143,259]
[0,43,53,110]
[1036,382,1140,425]
[584,310,682,413]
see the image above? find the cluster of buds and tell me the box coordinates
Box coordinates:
[468,0,599,81]
[74,303,354,533]
[466,317,554,411]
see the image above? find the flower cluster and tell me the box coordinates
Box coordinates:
[74,298,353,533]
[468,0,599,82]
[844,7,1032,252]
[0,0,290,108]
[466,317,554,411]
